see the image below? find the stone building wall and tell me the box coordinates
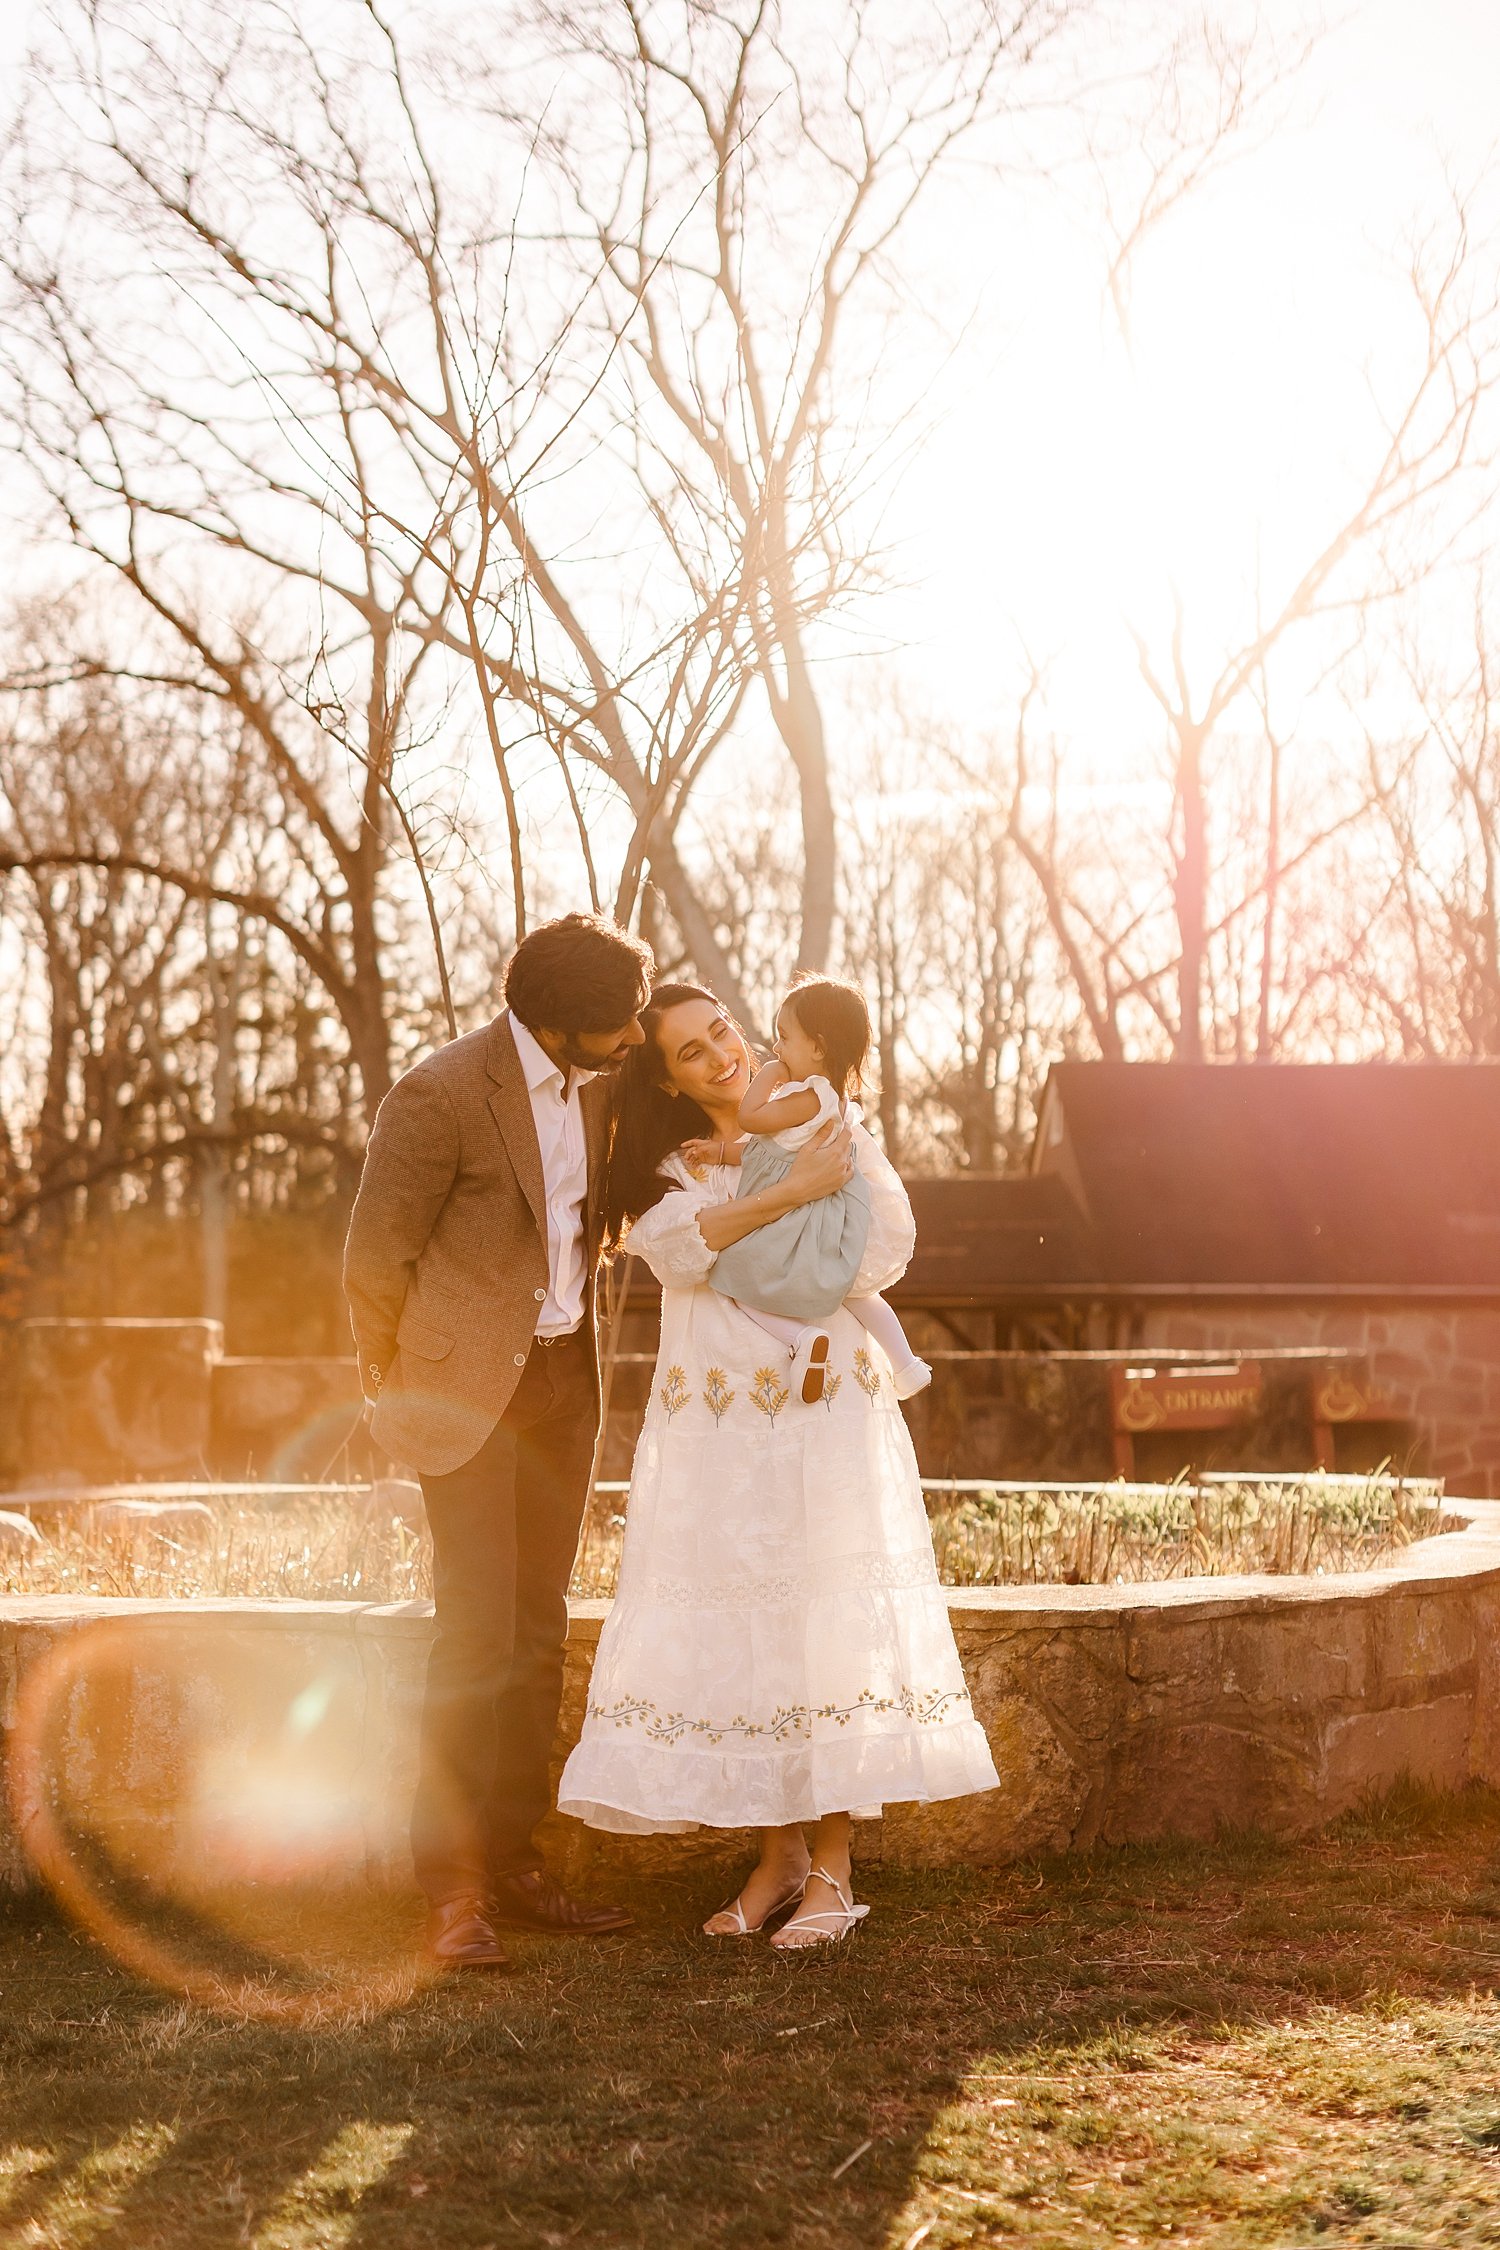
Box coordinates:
[7,1304,1498,1496]
[1132,1304,1500,1499]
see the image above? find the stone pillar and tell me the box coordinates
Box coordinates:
[15,1319,223,1487]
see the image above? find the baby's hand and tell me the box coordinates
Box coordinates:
[680,1135,740,1174]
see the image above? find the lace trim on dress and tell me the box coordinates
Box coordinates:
[584,1681,973,1747]
[648,1548,940,1610]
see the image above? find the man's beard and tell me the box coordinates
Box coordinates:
[559,1034,629,1073]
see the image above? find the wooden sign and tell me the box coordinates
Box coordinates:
[1311,1366,1404,1469]
[1111,1362,1263,1434]
[1314,1371,1400,1425]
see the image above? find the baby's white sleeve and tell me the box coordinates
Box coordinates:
[770,1075,846,1152]
[851,1123,917,1295]
[623,1159,720,1287]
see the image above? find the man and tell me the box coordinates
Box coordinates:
[344,912,653,1969]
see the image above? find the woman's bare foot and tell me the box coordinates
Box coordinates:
[768,1858,868,1949]
[703,1837,811,1937]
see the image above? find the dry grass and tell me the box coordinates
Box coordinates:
[2,1784,1499,2246]
[924,1472,1443,1589]
[0,1472,1441,1605]
[0,1500,433,1605]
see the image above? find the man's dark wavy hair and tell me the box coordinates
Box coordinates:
[504,912,654,1035]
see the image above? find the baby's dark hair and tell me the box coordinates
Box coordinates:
[782,974,870,1095]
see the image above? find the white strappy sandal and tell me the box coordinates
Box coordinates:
[768,1866,870,1951]
[703,1871,808,1938]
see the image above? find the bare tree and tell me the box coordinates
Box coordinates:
[998,196,1500,1065]
[0,0,1098,1062]
[1090,10,1319,352]
[1361,589,1500,1058]
[0,662,365,1345]
[1139,216,1495,1057]
[511,0,1085,969]
[0,0,753,1053]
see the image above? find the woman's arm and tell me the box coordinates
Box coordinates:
[696,1122,853,1250]
[737,1058,821,1136]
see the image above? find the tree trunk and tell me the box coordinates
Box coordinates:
[642,825,760,1031]
[1172,724,1208,1062]
[768,637,837,972]
[1255,734,1282,1060]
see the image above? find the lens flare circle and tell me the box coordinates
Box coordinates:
[7,1616,437,2024]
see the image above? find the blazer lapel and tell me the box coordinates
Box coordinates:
[486,1012,548,1245]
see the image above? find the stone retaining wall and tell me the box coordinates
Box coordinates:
[4,1502,1498,1893]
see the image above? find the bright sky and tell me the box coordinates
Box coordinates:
[892,0,1500,762]
[1,0,1496,792]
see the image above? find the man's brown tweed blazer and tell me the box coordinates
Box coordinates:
[343,1012,611,1477]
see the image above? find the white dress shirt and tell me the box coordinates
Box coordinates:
[510,1014,594,1336]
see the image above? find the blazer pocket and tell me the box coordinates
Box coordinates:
[396,1309,456,1361]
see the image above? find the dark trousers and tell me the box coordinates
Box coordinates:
[411,1331,597,1904]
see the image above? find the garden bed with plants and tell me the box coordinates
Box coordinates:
[0,1471,1445,1604]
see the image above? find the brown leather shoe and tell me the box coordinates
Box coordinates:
[488,1868,635,1936]
[425,1894,514,1970]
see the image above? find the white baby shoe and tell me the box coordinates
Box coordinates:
[789,1329,832,1404]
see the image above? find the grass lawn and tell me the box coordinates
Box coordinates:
[3,1788,1500,2248]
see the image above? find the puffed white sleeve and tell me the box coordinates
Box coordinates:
[623,1158,720,1288]
[850,1122,917,1295]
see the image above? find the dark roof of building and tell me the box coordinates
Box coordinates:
[891,1061,1500,1304]
[901,1174,1094,1298]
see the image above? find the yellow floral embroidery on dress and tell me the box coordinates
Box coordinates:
[750,1365,790,1425]
[821,1370,843,1412]
[659,1365,690,1419]
[703,1367,735,1423]
[852,1348,881,1402]
[586,1683,970,1746]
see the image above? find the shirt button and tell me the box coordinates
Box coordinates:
[514,1352,527,1367]
[534,1288,546,1302]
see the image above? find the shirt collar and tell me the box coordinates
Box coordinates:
[510,1013,595,1098]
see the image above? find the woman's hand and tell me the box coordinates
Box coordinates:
[695,1117,854,1254]
[782,1120,854,1203]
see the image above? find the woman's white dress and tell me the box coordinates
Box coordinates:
[558,1134,999,1833]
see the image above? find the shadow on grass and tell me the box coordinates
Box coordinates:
[2,1782,1499,2250]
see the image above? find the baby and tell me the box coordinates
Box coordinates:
[687,975,932,1405]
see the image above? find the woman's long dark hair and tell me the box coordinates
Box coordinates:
[603,981,744,1249]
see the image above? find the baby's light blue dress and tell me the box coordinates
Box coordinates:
[708,1077,872,1322]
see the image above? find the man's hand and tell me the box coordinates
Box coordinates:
[783,1119,854,1204]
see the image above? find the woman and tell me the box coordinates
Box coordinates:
[558,984,997,1946]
